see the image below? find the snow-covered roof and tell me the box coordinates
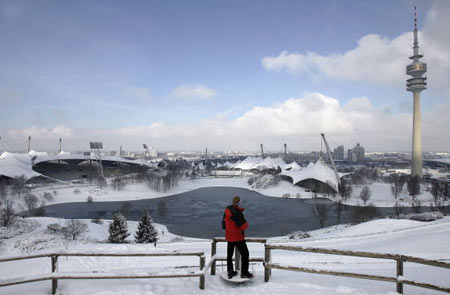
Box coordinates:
[0,152,42,179]
[0,151,157,179]
[283,161,302,171]
[232,156,287,171]
[280,158,342,191]
[29,150,49,158]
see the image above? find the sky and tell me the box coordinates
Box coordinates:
[0,0,449,153]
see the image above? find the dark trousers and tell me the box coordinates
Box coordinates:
[227,240,249,273]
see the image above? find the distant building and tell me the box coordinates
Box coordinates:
[333,146,344,160]
[148,147,158,157]
[353,143,365,162]
[347,143,365,163]
[347,149,355,162]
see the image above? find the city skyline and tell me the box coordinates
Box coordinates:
[1,0,449,153]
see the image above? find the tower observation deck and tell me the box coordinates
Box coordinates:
[406,7,427,178]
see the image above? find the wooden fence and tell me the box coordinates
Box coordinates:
[0,250,206,294]
[264,244,450,294]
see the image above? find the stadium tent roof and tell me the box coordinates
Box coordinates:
[232,156,288,171]
[280,158,343,192]
[0,151,157,179]
[0,152,42,179]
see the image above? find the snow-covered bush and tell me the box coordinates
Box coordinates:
[1,218,37,239]
[46,223,63,234]
[43,192,53,201]
[63,220,88,240]
[350,204,381,224]
[86,196,93,202]
[91,217,103,224]
[288,231,311,239]
[53,190,58,195]
[400,212,444,222]
[171,236,184,242]
[108,212,130,243]
[73,189,81,194]
[282,193,291,198]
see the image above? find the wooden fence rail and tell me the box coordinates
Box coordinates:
[0,250,206,294]
[264,244,450,294]
[210,237,267,275]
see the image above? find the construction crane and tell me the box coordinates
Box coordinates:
[320,133,340,186]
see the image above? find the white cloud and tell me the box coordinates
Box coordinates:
[262,1,450,96]
[4,93,450,151]
[168,84,217,100]
[262,51,308,74]
[8,125,74,140]
[113,93,449,151]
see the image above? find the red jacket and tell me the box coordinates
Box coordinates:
[224,205,248,242]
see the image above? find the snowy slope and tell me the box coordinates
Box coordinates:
[0,217,449,295]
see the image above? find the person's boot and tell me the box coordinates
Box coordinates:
[228,270,238,279]
[240,271,253,279]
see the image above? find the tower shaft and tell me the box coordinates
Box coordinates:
[412,92,422,177]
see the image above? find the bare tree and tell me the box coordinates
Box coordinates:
[111,177,126,191]
[24,194,39,216]
[430,181,442,203]
[11,175,27,198]
[0,178,8,200]
[63,219,88,240]
[97,176,107,189]
[0,200,15,226]
[158,201,167,223]
[312,203,329,228]
[407,175,421,201]
[338,178,352,202]
[443,183,449,201]
[350,204,381,224]
[359,186,371,205]
[334,197,344,225]
[120,201,132,219]
[394,202,406,217]
[390,173,406,199]
[411,199,422,213]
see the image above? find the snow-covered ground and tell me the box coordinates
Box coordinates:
[0,216,449,294]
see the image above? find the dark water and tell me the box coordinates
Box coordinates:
[43,187,402,238]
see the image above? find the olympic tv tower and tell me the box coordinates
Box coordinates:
[406,7,427,178]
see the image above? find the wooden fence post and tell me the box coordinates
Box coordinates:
[264,246,271,282]
[200,255,205,271]
[211,239,216,275]
[199,274,205,290]
[397,259,403,294]
[51,255,58,294]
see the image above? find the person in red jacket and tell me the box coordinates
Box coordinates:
[222,195,253,279]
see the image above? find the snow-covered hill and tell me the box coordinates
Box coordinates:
[0,216,449,295]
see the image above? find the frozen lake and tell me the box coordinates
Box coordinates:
[42,186,397,238]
